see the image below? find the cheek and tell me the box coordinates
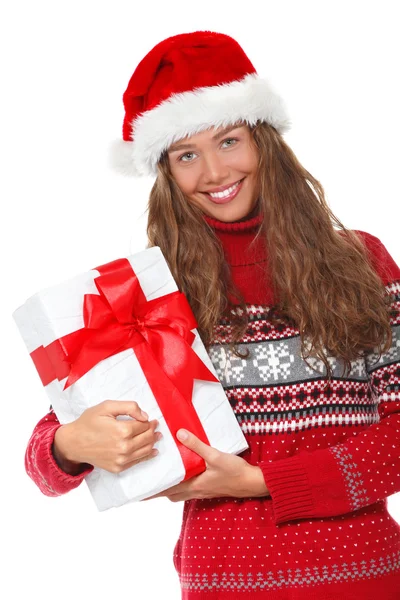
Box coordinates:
[171,168,199,195]
[231,147,259,174]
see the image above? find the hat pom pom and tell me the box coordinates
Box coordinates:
[108,139,143,177]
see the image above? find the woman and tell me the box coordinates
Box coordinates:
[26,31,400,598]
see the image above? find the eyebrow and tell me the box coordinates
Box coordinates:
[167,124,244,153]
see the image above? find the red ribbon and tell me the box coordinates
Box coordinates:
[29,257,220,480]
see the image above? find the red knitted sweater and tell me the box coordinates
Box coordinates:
[25,211,400,599]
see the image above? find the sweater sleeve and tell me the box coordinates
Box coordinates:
[259,231,400,525]
[25,406,94,497]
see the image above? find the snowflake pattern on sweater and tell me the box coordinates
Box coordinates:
[172,287,400,598]
[206,286,400,523]
[24,218,400,599]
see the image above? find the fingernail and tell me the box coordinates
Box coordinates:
[155,432,163,441]
[177,429,188,441]
[141,410,149,419]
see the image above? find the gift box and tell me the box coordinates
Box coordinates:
[12,246,248,510]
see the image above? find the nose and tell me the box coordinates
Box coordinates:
[201,151,230,185]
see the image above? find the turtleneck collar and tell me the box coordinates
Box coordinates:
[201,204,275,306]
[203,206,266,267]
[203,210,264,232]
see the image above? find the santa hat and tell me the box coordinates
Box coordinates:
[110,31,291,177]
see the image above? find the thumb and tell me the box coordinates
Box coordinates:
[100,400,149,422]
[176,429,216,462]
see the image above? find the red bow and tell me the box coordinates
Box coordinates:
[30,257,220,479]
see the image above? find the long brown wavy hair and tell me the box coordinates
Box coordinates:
[146,121,395,383]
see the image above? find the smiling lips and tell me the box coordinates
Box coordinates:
[203,178,244,204]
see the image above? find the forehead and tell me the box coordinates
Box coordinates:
[168,122,248,152]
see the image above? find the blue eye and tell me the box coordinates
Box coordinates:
[178,152,196,162]
[177,138,238,162]
[222,138,238,147]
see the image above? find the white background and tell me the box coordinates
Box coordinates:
[2,1,399,599]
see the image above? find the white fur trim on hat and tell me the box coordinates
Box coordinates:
[110,72,291,177]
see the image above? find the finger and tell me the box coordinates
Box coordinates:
[118,418,157,439]
[130,436,161,461]
[127,424,161,455]
[142,479,193,501]
[121,448,159,473]
[128,440,159,463]
[142,487,189,502]
[101,400,149,422]
[115,426,162,471]
[167,493,192,503]
[157,476,199,498]
[176,429,217,463]
[130,418,159,439]
[117,419,150,440]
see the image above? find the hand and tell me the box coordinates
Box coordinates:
[53,400,161,474]
[144,428,269,502]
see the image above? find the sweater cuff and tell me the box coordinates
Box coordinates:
[259,447,349,525]
[43,425,94,489]
[259,455,315,525]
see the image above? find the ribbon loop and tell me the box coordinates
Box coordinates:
[30,256,220,480]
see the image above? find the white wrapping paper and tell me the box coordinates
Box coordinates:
[13,246,248,510]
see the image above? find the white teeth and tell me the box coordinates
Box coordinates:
[208,180,240,198]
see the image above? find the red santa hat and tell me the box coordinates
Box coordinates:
[110,31,291,177]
